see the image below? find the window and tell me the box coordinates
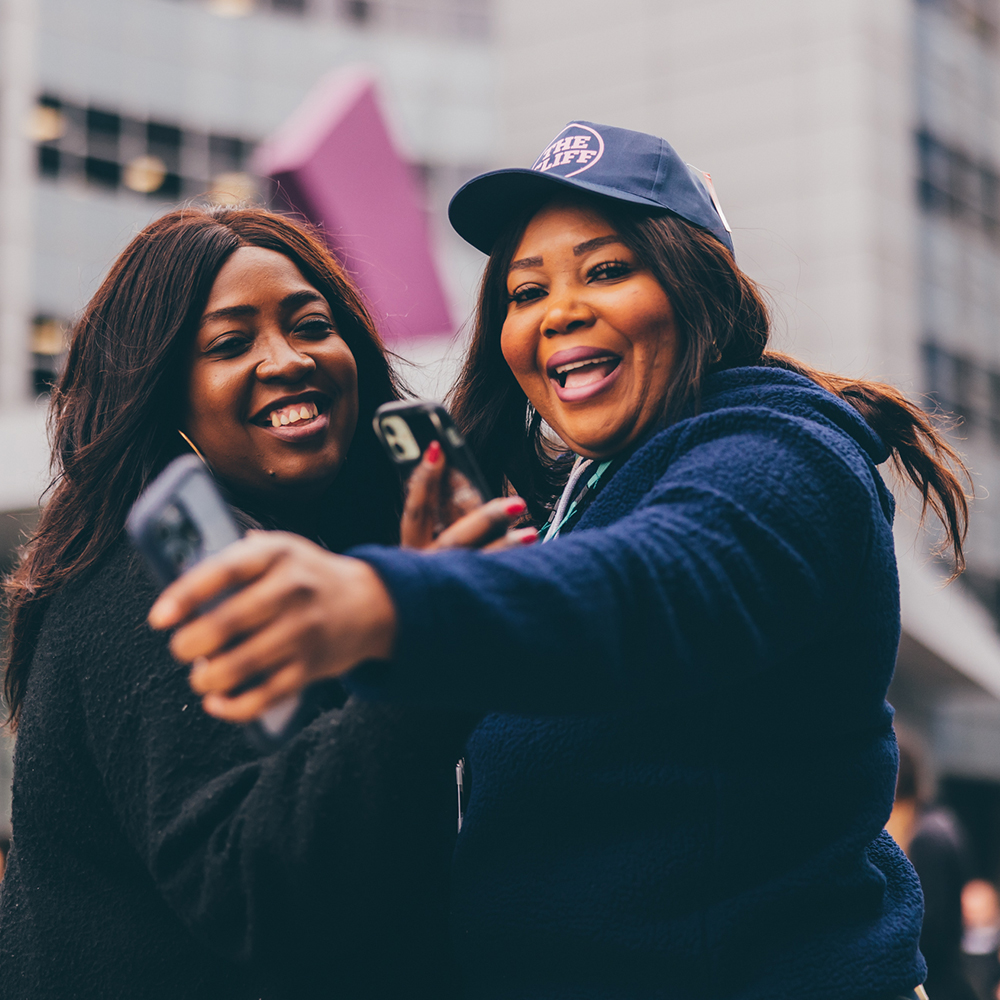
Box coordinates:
[208,134,247,175]
[343,0,371,22]
[38,146,59,177]
[30,316,67,396]
[182,0,490,39]
[147,121,183,172]
[917,129,1000,239]
[923,341,1000,441]
[33,94,256,203]
[84,157,121,188]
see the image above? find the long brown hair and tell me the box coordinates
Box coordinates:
[4,206,403,726]
[450,195,970,567]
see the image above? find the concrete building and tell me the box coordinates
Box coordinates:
[0,0,496,508]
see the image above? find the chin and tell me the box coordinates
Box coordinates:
[274,465,341,489]
[559,425,629,459]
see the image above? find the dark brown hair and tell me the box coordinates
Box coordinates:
[450,195,969,566]
[3,206,403,726]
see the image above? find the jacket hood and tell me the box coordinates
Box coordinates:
[700,365,891,468]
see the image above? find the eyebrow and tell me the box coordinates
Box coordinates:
[573,235,623,255]
[200,290,327,325]
[509,255,543,271]
[508,235,625,273]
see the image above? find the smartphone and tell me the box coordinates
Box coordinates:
[126,454,307,749]
[373,400,492,501]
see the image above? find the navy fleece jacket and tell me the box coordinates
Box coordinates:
[348,366,926,1000]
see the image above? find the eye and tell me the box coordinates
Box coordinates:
[205,334,250,358]
[588,259,633,282]
[508,283,546,306]
[294,316,336,339]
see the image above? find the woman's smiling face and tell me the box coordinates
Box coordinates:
[500,200,677,459]
[184,246,359,496]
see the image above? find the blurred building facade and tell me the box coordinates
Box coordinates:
[0,0,496,512]
[5,0,1000,868]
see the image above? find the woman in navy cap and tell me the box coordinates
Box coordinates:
[154,123,965,999]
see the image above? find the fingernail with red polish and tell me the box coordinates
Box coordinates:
[426,441,441,463]
[521,529,538,545]
[505,498,527,516]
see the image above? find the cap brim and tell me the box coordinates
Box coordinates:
[448,169,666,255]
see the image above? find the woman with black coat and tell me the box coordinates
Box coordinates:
[0,207,517,999]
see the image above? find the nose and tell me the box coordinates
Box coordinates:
[255,331,316,383]
[541,283,595,338]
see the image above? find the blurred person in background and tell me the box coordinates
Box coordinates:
[154,123,971,999]
[960,879,1000,1000]
[0,206,523,1000]
[888,740,977,1000]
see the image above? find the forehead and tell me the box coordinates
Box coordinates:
[514,200,618,257]
[204,247,319,310]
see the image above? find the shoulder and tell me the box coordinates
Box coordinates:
[30,537,169,703]
[583,366,894,536]
[38,538,158,653]
[639,366,889,496]
[695,366,886,459]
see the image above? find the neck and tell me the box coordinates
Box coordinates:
[223,479,332,542]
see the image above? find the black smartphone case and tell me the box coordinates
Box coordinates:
[373,400,493,501]
[127,455,243,587]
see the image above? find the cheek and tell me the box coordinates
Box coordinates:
[500,319,538,381]
[185,366,239,434]
[629,304,678,390]
[322,343,360,416]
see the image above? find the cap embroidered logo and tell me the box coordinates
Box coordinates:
[531,123,605,179]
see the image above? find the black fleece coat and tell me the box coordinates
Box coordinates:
[0,540,474,1000]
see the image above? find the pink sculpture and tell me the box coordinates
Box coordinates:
[252,68,453,343]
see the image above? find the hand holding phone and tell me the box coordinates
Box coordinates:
[374,400,537,552]
[374,400,492,501]
[127,455,312,748]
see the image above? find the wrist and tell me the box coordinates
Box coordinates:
[346,557,397,663]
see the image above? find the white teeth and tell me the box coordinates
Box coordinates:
[265,400,321,427]
[554,355,616,376]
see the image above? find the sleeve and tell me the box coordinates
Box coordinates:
[346,411,883,714]
[63,546,474,991]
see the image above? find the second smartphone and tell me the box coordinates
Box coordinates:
[373,400,493,501]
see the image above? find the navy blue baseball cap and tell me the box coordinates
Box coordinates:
[448,121,734,256]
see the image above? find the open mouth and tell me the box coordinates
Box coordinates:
[550,354,621,390]
[251,393,331,439]
[546,347,623,402]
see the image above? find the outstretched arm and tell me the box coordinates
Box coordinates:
[154,412,884,718]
